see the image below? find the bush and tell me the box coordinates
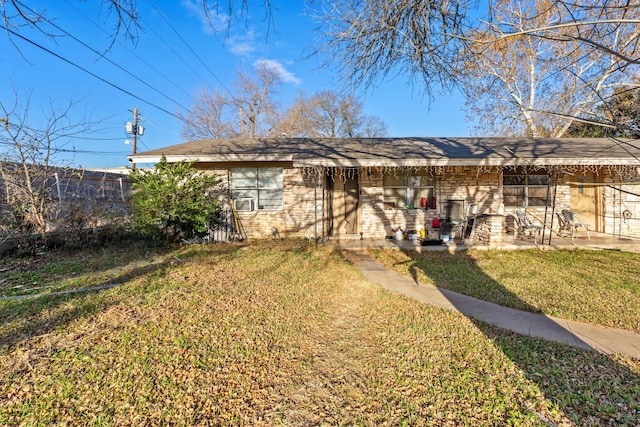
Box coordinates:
[129,156,222,243]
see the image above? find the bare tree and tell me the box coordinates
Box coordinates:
[274,91,387,137]
[476,1,640,66]
[231,63,282,138]
[0,94,90,239]
[361,115,388,138]
[271,91,318,137]
[1,1,279,53]
[178,88,237,140]
[310,0,470,96]
[461,0,640,137]
[310,91,387,137]
[1,0,140,51]
[311,0,640,134]
[180,63,282,139]
[566,84,640,138]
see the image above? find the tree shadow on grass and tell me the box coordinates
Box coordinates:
[474,320,640,425]
[0,258,173,351]
[363,248,640,424]
[0,241,249,353]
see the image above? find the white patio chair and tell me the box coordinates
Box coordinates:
[555,212,570,238]
[515,209,543,244]
[561,209,591,241]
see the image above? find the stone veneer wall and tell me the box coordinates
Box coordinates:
[204,166,321,239]
[360,167,506,245]
[281,168,323,238]
[359,170,439,239]
[600,172,640,238]
[241,168,322,239]
[203,164,640,243]
[472,215,506,246]
[436,167,504,245]
[501,166,640,239]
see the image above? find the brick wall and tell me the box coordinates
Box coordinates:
[202,164,640,242]
[501,167,640,239]
[204,166,322,239]
[359,167,506,244]
[601,175,640,238]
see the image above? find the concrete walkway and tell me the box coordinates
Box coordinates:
[342,250,640,359]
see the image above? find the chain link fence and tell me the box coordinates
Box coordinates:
[0,163,133,250]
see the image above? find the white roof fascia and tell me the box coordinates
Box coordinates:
[292,158,640,168]
[129,154,295,163]
[130,155,640,167]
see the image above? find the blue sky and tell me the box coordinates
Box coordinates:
[0,0,471,169]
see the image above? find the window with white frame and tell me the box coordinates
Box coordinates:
[383,169,435,209]
[230,167,283,211]
[503,167,550,207]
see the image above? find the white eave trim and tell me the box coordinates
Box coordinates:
[129,154,640,167]
[292,158,640,168]
[128,154,295,164]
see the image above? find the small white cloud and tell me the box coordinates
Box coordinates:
[181,0,228,34]
[227,30,259,57]
[254,59,301,85]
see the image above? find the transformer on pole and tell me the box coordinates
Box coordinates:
[126,106,144,170]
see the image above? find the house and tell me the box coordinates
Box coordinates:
[129,137,640,246]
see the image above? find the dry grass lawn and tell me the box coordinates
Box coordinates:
[1,240,639,425]
[371,248,640,332]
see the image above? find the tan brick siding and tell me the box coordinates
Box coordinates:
[202,164,640,243]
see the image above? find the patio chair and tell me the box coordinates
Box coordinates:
[515,209,543,244]
[555,212,570,238]
[561,209,591,241]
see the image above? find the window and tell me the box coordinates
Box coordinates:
[230,167,283,210]
[503,168,549,207]
[383,170,434,209]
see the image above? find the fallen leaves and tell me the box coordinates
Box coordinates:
[0,240,638,425]
[372,248,640,332]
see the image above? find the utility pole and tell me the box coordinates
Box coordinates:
[126,106,144,170]
[132,106,138,169]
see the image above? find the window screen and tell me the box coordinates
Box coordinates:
[383,170,435,209]
[503,168,549,207]
[231,167,283,210]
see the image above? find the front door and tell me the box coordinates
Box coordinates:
[569,171,602,231]
[327,169,359,236]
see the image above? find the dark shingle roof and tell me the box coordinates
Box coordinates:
[129,137,640,167]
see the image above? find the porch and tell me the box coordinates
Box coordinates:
[334,231,640,253]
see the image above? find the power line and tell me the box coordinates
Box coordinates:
[137,137,150,152]
[0,139,128,155]
[0,23,187,122]
[149,0,233,96]
[62,0,194,100]
[145,22,214,93]
[16,2,192,114]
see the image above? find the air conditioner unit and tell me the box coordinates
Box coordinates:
[234,198,254,212]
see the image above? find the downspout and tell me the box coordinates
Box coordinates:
[542,166,551,244]
[314,168,318,247]
[548,167,560,245]
[322,167,326,241]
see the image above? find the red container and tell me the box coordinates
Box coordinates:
[432,217,441,228]
[421,197,427,208]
